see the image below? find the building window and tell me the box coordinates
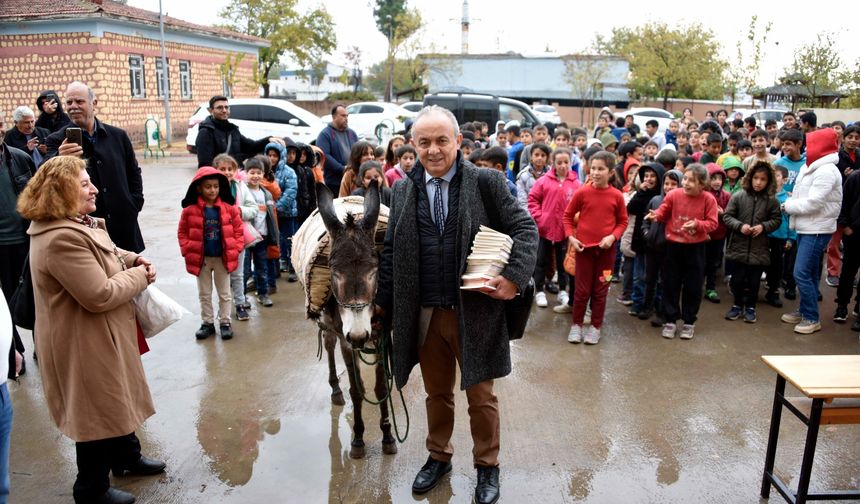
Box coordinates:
[129,55,145,98]
[155,58,170,98]
[221,76,233,98]
[328,76,339,83]
[179,60,192,99]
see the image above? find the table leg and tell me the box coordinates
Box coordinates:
[794,398,823,504]
[761,375,786,499]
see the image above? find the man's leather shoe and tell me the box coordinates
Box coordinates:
[475,465,500,504]
[94,487,135,504]
[112,456,166,477]
[411,456,452,494]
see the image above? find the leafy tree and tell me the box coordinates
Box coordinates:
[779,33,843,107]
[218,0,336,97]
[372,1,421,101]
[724,16,772,108]
[219,52,246,98]
[594,22,725,109]
[562,56,610,128]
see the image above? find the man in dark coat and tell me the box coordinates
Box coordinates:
[4,106,50,168]
[35,90,71,133]
[45,82,146,252]
[375,106,538,504]
[0,120,35,376]
[195,95,283,167]
[316,104,358,195]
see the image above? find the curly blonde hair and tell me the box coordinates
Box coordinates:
[17,156,87,221]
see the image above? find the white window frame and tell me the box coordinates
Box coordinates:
[129,54,145,98]
[179,60,192,100]
[155,57,170,98]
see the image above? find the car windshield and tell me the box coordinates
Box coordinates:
[534,105,555,113]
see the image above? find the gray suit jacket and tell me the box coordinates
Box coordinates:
[377,154,538,390]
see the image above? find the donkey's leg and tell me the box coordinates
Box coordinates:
[325,330,345,406]
[375,362,397,454]
[340,341,366,459]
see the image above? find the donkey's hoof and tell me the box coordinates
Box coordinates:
[331,391,345,406]
[382,440,398,455]
[349,442,366,459]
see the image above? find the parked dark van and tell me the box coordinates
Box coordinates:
[423,92,541,134]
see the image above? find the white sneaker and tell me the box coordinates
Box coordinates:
[662,323,676,339]
[553,303,571,313]
[567,324,583,343]
[679,324,695,340]
[557,290,569,306]
[584,326,601,345]
[535,291,548,307]
[583,307,592,325]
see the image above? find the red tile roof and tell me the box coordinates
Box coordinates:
[0,0,268,46]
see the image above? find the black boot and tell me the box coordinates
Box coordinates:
[112,456,166,477]
[475,465,500,504]
[195,323,215,340]
[93,487,135,504]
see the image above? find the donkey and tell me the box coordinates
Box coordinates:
[315,181,397,459]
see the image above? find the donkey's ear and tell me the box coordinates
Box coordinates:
[316,182,343,235]
[362,178,380,232]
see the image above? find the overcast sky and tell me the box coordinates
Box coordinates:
[129,0,859,86]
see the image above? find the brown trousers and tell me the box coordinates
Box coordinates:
[418,308,500,467]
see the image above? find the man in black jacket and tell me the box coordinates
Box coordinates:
[0,120,35,376]
[45,82,146,252]
[375,106,537,504]
[3,106,50,168]
[195,96,284,167]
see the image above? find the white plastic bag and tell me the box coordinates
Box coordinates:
[133,286,190,338]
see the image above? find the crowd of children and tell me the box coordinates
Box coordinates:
[459,108,859,343]
[179,107,860,343]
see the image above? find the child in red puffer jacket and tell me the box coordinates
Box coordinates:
[178,167,244,340]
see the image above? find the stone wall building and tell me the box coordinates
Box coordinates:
[0,0,267,143]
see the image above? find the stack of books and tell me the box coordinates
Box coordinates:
[461,226,513,291]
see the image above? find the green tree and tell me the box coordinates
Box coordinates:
[594,22,725,109]
[373,1,421,101]
[724,16,772,108]
[219,52,246,98]
[779,33,843,108]
[218,0,336,98]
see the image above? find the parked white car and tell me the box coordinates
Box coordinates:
[531,104,561,125]
[617,107,675,133]
[320,102,416,140]
[401,101,424,113]
[185,98,326,153]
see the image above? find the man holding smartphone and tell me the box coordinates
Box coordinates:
[44,81,146,253]
[3,106,49,168]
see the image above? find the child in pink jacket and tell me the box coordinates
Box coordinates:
[528,147,582,308]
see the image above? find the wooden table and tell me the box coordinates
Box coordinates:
[760,355,860,504]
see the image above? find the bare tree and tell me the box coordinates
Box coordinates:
[563,55,610,128]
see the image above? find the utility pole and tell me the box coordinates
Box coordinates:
[158,0,172,143]
[386,14,394,102]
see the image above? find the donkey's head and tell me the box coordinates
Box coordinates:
[316,181,381,349]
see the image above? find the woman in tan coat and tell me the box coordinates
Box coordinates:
[17,156,165,504]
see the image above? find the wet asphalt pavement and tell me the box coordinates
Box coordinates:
[8,156,860,503]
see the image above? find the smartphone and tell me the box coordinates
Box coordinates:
[66,127,83,146]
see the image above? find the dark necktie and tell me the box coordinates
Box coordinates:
[432,177,445,235]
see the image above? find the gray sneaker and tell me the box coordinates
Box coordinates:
[584,326,601,345]
[679,324,695,340]
[257,294,273,307]
[793,319,821,334]
[781,311,802,324]
[661,323,676,339]
[567,325,583,344]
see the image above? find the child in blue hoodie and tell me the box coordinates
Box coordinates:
[267,141,299,283]
[764,165,797,307]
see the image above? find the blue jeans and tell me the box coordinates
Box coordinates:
[794,233,831,322]
[278,216,297,271]
[267,259,278,288]
[630,254,646,310]
[248,241,269,296]
[0,383,13,504]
